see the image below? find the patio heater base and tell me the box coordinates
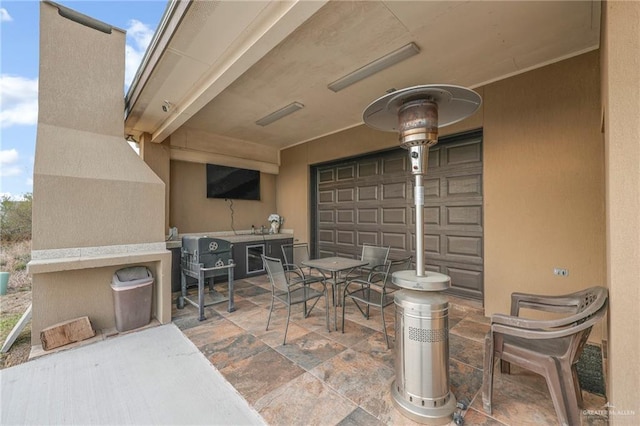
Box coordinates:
[391,385,458,425]
[391,286,456,425]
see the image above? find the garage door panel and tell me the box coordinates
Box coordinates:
[446,235,483,261]
[337,209,354,224]
[319,169,335,183]
[318,229,334,245]
[337,165,355,181]
[382,207,406,225]
[446,205,483,227]
[319,190,334,204]
[319,249,334,257]
[428,148,441,169]
[425,234,441,254]
[358,232,379,246]
[383,156,407,173]
[314,132,483,300]
[444,267,483,298]
[445,139,482,165]
[424,178,440,197]
[447,175,482,197]
[382,182,406,200]
[337,230,355,246]
[358,161,379,178]
[318,210,334,224]
[337,188,355,203]
[357,208,378,224]
[358,185,379,201]
[382,232,407,250]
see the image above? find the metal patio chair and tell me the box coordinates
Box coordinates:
[343,243,390,282]
[262,255,329,345]
[482,286,608,426]
[281,242,327,317]
[342,256,412,348]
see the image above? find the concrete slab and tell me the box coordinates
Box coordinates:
[0,324,265,425]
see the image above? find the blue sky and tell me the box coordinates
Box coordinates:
[0,0,167,199]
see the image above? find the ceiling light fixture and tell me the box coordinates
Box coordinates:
[255,102,304,126]
[328,42,420,93]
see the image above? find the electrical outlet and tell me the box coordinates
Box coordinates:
[553,268,569,277]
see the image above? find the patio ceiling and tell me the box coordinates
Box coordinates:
[124,0,600,150]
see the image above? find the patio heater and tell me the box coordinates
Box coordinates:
[363,85,481,424]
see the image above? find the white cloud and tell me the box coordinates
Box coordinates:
[0,150,22,177]
[0,8,12,22]
[125,20,155,89]
[0,148,19,164]
[0,75,38,128]
[26,177,33,186]
[0,166,22,177]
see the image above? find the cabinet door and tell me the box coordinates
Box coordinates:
[266,238,293,263]
[246,243,266,275]
[232,242,247,279]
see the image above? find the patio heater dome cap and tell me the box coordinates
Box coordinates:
[362,84,482,133]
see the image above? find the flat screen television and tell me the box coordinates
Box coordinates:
[206,163,260,200]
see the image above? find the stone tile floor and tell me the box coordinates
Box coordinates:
[172,276,608,425]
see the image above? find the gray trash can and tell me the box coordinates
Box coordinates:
[112,266,153,332]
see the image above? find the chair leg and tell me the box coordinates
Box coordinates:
[266,295,275,331]
[324,288,330,332]
[341,287,347,334]
[283,303,291,345]
[381,305,390,349]
[556,361,583,425]
[543,358,571,426]
[571,364,584,408]
[482,333,495,414]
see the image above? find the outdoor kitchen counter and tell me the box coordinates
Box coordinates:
[165,230,294,249]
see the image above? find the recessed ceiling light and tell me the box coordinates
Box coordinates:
[328,43,420,92]
[256,102,305,126]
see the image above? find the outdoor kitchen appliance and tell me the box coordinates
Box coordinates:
[363,85,481,424]
[178,236,236,320]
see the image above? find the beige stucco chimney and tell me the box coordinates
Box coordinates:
[29,2,171,341]
[33,2,165,249]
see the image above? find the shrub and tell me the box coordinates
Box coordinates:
[0,194,32,242]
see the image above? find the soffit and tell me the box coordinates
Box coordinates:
[125,0,600,149]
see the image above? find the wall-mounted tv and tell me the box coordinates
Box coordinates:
[206,163,260,200]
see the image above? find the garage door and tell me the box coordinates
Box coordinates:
[311,130,483,300]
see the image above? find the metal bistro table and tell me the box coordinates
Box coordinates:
[302,256,367,330]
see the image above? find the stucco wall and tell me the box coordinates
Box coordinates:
[279,51,605,324]
[483,51,604,318]
[140,134,171,231]
[169,160,277,233]
[602,1,640,422]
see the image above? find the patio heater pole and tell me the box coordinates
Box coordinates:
[363,86,481,425]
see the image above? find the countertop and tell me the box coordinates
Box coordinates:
[166,229,294,249]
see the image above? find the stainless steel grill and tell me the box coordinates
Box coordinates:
[178,236,235,320]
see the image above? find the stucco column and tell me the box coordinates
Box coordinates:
[140,133,171,231]
[603,1,640,423]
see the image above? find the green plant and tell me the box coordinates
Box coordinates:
[0,194,32,242]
